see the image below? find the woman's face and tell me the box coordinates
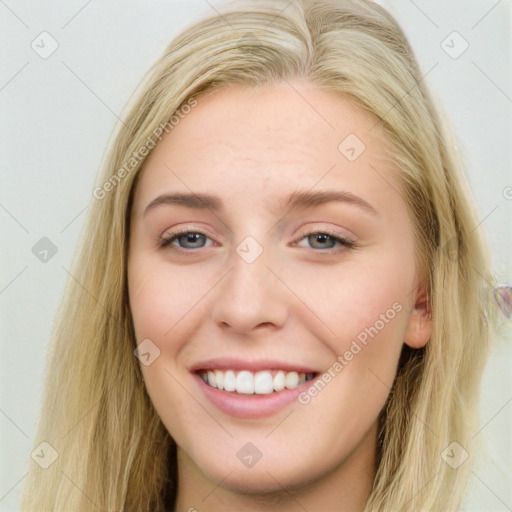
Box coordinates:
[128,83,431,500]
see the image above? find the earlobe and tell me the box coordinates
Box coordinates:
[404,280,432,349]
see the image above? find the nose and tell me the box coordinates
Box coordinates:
[210,244,289,336]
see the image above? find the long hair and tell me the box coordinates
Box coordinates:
[20,1,495,510]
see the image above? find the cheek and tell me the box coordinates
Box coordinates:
[282,256,410,349]
[283,257,409,417]
[289,282,407,467]
[332,281,408,369]
[128,256,214,345]
[127,257,213,441]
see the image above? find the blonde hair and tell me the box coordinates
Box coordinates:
[21,1,495,510]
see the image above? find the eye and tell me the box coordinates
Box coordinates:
[159,229,214,250]
[159,229,355,253]
[295,231,355,251]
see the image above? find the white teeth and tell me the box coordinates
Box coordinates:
[236,371,254,394]
[285,371,299,389]
[200,369,314,394]
[223,370,236,392]
[273,370,285,391]
[214,370,224,390]
[254,371,274,395]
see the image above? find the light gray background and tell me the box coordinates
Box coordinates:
[1,1,511,510]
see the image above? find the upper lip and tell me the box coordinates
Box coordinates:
[189,357,319,374]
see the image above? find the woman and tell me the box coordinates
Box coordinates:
[21,0,496,510]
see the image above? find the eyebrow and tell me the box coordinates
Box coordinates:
[282,189,378,216]
[143,189,379,217]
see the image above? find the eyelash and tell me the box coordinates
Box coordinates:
[159,228,356,254]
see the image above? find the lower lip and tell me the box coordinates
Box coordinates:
[193,373,315,419]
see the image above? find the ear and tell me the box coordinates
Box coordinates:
[404,278,432,349]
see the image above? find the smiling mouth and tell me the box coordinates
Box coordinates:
[198,369,317,395]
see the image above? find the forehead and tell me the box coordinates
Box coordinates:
[132,82,400,216]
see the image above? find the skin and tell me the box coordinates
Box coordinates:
[127,82,431,512]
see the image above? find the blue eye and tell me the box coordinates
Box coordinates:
[297,232,355,251]
[160,231,212,250]
[159,230,355,253]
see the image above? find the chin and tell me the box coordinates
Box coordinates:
[200,459,316,496]
[186,438,341,497]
